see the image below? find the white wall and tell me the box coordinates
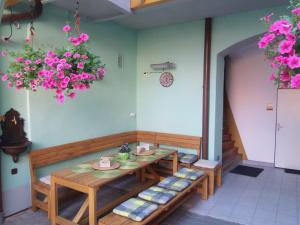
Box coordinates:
[226,43,277,163]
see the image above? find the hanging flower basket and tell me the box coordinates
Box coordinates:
[1,25,106,104]
[258,0,300,89]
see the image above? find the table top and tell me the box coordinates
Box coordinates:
[51,148,176,188]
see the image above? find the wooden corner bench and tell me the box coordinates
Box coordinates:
[28,130,203,220]
[98,173,208,225]
[28,131,137,218]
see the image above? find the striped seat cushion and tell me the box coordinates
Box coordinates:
[113,198,158,222]
[174,168,204,181]
[163,152,185,161]
[179,154,198,164]
[157,176,192,192]
[138,186,177,204]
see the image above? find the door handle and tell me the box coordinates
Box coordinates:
[277,123,283,131]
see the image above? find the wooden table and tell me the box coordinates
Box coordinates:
[50,149,178,225]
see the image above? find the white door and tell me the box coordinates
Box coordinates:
[275,89,300,170]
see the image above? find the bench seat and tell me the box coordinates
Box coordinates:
[98,174,208,225]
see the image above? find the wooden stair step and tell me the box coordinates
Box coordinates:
[222,147,238,160]
[222,154,242,171]
[222,134,231,141]
[222,140,235,150]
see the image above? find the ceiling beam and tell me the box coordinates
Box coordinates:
[131,0,171,10]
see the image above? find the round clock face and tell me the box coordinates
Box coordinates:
[160,72,174,87]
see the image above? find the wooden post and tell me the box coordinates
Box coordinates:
[202,18,212,160]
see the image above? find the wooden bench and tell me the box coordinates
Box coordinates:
[98,174,208,225]
[28,130,202,218]
[28,131,138,218]
[137,131,202,173]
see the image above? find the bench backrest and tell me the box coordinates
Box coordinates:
[136,131,202,159]
[29,130,201,182]
[29,131,137,170]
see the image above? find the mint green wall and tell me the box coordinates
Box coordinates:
[0,2,289,215]
[136,21,204,137]
[0,3,137,199]
[209,5,288,160]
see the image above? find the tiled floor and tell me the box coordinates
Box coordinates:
[4,164,300,225]
[184,164,300,225]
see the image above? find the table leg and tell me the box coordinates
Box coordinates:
[208,171,215,195]
[88,187,97,225]
[201,176,208,200]
[172,152,178,174]
[216,167,222,187]
[50,176,58,225]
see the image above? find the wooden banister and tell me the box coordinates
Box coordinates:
[131,0,171,10]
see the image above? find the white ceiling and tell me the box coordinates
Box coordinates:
[52,0,288,29]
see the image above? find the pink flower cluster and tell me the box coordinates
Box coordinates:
[259,7,300,88]
[1,25,106,104]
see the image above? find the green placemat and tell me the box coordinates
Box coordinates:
[136,155,158,162]
[120,162,140,170]
[71,164,93,173]
[155,149,171,155]
[92,170,121,179]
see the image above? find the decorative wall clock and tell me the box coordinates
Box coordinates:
[160,72,174,87]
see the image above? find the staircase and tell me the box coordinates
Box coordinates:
[222,126,242,171]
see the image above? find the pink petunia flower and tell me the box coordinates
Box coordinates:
[269,73,276,81]
[263,13,274,23]
[16,80,23,86]
[1,50,7,57]
[72,38,81,46]
[288,55,300,69]
[68,92,77,99]
[292,7,300,15]
[298,21,300,30]
[56,94,65,104]
[81,55,89,60]
[57,71,65,79]
[269,20,292,35]
[24,66,31,71]
[73,53,81,59]
[279,40,294,54]
[280,73,291,81]
[35,59,41,64]
[77,62,84,69]
[15,57,24,62]
[64,51,72,57]
[63,25,71,32]
[79,33,89,42]
[47,51,55,57]
[291,74,300,88]
[7,81,13,88]
[57,64,64,71]
[1,74,8,81]
[97,67,106,80]
[25,60,32,65]
[258,39,267,49]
